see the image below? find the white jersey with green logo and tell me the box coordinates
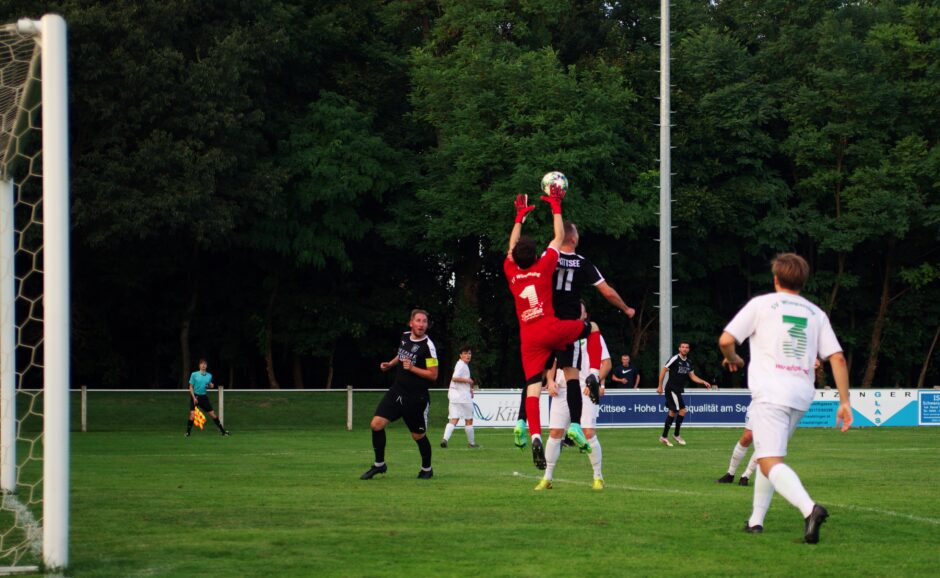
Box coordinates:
[724,292,841,411]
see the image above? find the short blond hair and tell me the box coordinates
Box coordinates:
[772,253,810,291]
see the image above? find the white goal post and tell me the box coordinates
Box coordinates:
[0,14,70,572]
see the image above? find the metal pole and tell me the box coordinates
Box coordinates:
[81,386,86,433]
[37,14,70,570]
[659,0,673,369]
[218,386,224,425]
[0,179,14,492]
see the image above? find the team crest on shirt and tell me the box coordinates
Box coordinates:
[411,344,420,353]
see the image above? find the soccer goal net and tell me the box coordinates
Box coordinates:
[0,15,70,574]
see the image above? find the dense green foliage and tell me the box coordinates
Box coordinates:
[0,0,936,389]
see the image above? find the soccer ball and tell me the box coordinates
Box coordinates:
[541,171,568,195]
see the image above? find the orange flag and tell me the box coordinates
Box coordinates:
[193,407,206,429]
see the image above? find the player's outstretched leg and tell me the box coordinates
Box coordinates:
[535,436,562,489]
[513,387,528,449]
[415,434,433,479]
[672,411,686,445]
[361,421,389,480]
[513,419,528,450]
[566,423,590,453]
[531,436,546,470]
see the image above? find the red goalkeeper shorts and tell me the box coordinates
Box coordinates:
[518,317,590,381]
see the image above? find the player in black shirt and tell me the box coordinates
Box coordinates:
[611,354,640,389]
[361,309,439,480]
[656,342,712,446]
[515,221,636,452]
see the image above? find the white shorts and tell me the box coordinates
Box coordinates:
[744,403,753,431]
[548,387,598,430]
[448,402,473,420]
[749,402,805,459]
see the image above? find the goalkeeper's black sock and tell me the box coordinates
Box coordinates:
[674,414,684,436]
[662,415,675,438]
[566,379,583,425]
[415,436,432,468]
[372,429,386,464]
[187,420,193,434]
[213,417,225,433]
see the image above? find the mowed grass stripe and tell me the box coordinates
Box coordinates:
[46,426,938,577]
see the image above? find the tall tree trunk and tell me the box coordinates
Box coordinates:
[629,289,656,360]
[861,253,893,388]
[325,352,335,390]
[292,353,305,389]
[917,324,940,389]
[826,138,847,314]
[264,287,281,389]
[453,236,482,350]
[179,288,198,387]
[826,253,845,314]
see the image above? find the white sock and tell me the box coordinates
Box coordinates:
[544,437,562,480]
[465,425,475,445]
[768,463,815,518]
[443,423,455,442]
[742,454,758,479]
[531,433,542,442]
[748,468,774,527]
[587,436,603,478]
[729,442,748,475]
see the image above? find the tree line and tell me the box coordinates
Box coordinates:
[2,0,936,390]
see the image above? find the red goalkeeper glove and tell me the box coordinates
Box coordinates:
[540,182,565,214]
[514,194,536,224]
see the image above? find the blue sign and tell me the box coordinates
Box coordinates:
[919,391,940,425]
[596,392,751,427]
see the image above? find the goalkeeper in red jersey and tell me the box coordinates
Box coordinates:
[504,185,600,470]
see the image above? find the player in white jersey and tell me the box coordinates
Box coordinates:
[719,253,852,544]
[535,304,612,491]
[441,346,479,448]
[717,358,821,486]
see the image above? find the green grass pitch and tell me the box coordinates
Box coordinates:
[7,391,940,576]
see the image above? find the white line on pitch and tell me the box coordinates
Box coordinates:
[511,471,704,495]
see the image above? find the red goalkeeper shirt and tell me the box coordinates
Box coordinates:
[504,247,559,325]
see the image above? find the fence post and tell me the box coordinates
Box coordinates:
[81,386,86,433]
[346,385,353,431]
[219,386,224,425]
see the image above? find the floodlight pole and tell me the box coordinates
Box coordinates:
[658,0,673,368]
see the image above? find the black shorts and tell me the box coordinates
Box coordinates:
[374,388,430,434]
[189,394,213,413]
[664,389,685,412]
[555,339,583,370]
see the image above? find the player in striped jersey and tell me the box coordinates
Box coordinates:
[535,304,612,491]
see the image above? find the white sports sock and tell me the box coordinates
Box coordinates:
[587,436,603,478]
[729,442,749,475]
[465,425,475,445]
[531,433,542,442]
[443,423,455,442]
[768,463,815,518]
[742,454,758,479]
[748,468,774,527]
[544,437,562,480]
